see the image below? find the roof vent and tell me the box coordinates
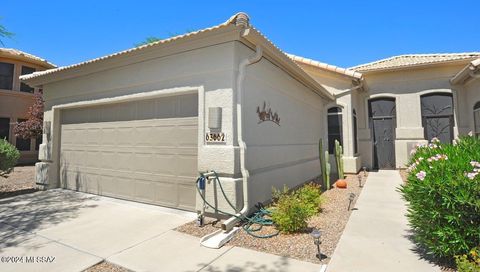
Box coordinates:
[233,12,250,28]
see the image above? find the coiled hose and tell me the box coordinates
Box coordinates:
[196,171,279,238]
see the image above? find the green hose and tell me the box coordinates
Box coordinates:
[196,171,279,238]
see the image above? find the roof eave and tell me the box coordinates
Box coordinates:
[241,29,334,101]
[0,51,56,69]
[451,58,480,85]
[287,54,363,80]
[356,59,475,74]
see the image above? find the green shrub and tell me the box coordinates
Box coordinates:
[296,183,323,217]
[400,135,480,260]
[271,183,323,233]
[0,138,20,177]
[455,247,480,272]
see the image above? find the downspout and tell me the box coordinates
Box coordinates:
[222,16,263,231]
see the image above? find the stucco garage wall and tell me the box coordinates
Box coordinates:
[239,43,327,206]
[40,42,239,192]
[358,64,465,169]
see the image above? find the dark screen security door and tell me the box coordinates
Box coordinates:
[369,98,396,169]
[421,93,454,143]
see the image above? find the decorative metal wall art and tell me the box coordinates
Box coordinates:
[256,101,280,126]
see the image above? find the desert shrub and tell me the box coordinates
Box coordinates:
[0,138,20,177]
[400,135,480,260]
[296,182,323,217]
[271,183,323,233]
[455,247,480,272]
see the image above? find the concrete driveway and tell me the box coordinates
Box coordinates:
[0,190,322,272]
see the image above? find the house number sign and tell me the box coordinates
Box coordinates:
[205,132,226,143]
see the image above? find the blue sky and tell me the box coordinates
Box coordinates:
[2,0,479,68]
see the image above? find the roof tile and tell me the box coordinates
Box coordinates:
[350,53,480,72]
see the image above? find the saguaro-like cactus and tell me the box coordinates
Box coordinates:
[325,151,331,189]
[334,140,344,179]
[319,139,327,188]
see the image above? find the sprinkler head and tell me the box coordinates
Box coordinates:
[357,175,362,187]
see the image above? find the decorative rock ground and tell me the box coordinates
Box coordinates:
[176,173,368,264]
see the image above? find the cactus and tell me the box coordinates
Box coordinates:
[325,151,331,189]
[319,139,327,188]
[334,140,344,179]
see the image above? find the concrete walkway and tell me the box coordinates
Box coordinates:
[327,170,440,272]
[0,190,322,272]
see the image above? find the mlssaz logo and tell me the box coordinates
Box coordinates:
[256,101,280,126]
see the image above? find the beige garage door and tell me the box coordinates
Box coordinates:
[59,93,198,211]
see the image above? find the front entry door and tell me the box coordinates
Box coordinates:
[369,98,396,169]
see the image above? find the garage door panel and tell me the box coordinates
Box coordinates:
[60,94,198,211]
[176,126,198,146]
[154,183,178,207]
[117,127,134,145]
[84,174,99,194]
[175,155,198,176]
[177,184,196,210]
[100,128,116,145]
[134,181,155,202]
[115,152,132,171]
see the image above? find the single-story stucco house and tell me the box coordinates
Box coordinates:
[20,13,480,222]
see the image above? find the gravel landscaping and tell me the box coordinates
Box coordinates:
[84,262,130,272]
[0,165,37,199]
[176,173,368,264]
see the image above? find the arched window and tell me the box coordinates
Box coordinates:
[327,107,343,154]
[353,109,358,154]
[474,102,480,137]
[421,93,454,143]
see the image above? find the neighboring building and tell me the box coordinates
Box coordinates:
[293,53,480,170]
[0,48,56,164]
[20,13,480,219]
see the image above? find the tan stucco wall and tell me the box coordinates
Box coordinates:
[0,57,47,163]
[299,64,361,173]
[355,64,466,169]
[239,43,329,206]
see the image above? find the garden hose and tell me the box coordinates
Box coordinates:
[195,171,279,238]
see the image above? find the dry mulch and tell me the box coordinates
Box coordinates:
[0,165,38,199]
[84,262,130,272]
[176,173,368,264]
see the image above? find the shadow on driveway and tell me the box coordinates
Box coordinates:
[0,189,98,251]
